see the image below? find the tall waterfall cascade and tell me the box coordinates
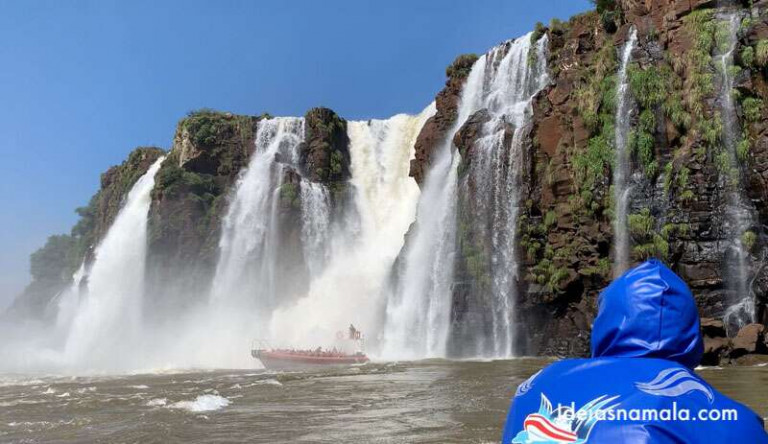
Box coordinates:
[195,117,331,367]
[178,108,435,366]
[382,33,550,359]
[210,117,308,312]
[62,156,165,369]
[717,11,758,333]
[51,261,86,334]
[612,28,638,277]
[269,106,435,349]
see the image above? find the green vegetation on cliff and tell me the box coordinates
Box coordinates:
[742,230,757,252]
[446,54,479,80]
[456,194,492,292]
[572,42,617,196]
[149,110,262,265]
[278,183,300,209]
[29,235,80,284]
[302,107,351,187]
[742,97,763,123]
[626,63,685,178]
[591,0,618,33]
[680,10,720,157]
[531,22,546,44]
[756,39,768,67]
[176,109,260,177]
[155,158,218,197]
[628,208,669,260]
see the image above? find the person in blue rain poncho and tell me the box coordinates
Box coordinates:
[502,258,768,443]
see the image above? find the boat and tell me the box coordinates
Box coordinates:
[252,324,369,370]
[251,348,370,371]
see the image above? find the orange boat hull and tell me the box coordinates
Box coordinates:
[252,350,369,370]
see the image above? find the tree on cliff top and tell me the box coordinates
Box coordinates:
[591,0,616,12]
[591,0,618,33]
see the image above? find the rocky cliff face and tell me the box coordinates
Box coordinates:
[274,107,352,305]
[410,54,478,185]
[524,0,768,363]
[404,0,768,362]
[300,107,351,185]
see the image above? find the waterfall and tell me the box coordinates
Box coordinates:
[199,107,432,359]
[210,117,305,313]
[382,33,549,359]
[177,116,348,367]
[269,105,434,349]
[299,181,332,277]
[717,12,757,333]
[461,35,550,358]
[613,28,638,277]
[53,262,86,333]
[194,117,312,366]
[63,156,165,369]
[380,99,474,359]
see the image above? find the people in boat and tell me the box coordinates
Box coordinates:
[349,324,361,340]
[502,258,768,443]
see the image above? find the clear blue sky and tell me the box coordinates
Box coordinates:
[0,0,592,309]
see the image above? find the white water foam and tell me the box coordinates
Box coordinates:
[168,394,230,413]
[145,398,167,407]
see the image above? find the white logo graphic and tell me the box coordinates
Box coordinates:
[515,370,542,397]
[512,393,620,443]
[635,368,714,403]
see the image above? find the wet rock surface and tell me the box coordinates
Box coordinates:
[408,0,768,359]
[519,1,768,359]
[703,321,768,365]
[410,54,478,185]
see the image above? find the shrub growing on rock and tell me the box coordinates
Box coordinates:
[756,40,768,67]
[742,97,763,122]
[531,22,546,43]
[742,230,757,252]
[445,54,479,80]
[740,46,755,67]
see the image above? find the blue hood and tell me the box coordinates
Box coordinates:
[591,259,703,368]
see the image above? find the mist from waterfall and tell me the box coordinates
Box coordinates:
[612,28,638,277]
[62,156,165,370]
[381,33,549,359]
[717,12,757,333]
